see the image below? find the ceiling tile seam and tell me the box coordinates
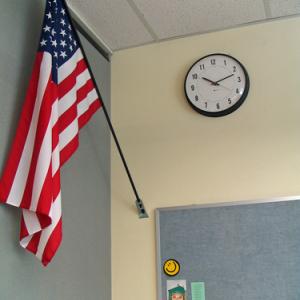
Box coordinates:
[126,0,159,41]
[262,0,272,18]
[114,14,300,52]
[67,1,113,55]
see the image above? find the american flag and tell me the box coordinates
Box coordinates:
[0,0,101,266]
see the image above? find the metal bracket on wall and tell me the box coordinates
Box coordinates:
[136,199,149,218]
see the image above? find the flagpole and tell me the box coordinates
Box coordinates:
[62,0,149,218]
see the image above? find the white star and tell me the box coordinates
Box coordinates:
[60,19,66,26]
[60,51,67,59]
[60,40,66,47]
[69,45,73,51]
[51,40,57,47]
[51,28,56,36]
[68,25,72,30]
[40,39,47,46]
[46,12,52,19]
[48,1,52,6]
[54,51,58,58]
[43,25,51,32]
[61,8,66,16]
[73,40,77,46]
[60,30,66,37]
[69,34,73,41]
[53,0,57,4]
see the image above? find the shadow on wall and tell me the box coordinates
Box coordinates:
[3,0,45,163]
[0,205,21,249]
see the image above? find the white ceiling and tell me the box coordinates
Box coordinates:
[67,0,300,52]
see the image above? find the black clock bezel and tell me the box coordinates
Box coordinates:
[184,53,250,117]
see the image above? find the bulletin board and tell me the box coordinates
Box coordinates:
[156,197,300,300]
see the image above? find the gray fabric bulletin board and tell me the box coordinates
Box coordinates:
[156,197,300,300]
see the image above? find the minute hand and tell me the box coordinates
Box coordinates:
[215,74,234,84]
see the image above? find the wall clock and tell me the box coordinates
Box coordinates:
[184,53,250,117]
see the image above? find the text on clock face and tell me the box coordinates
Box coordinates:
[185,55,247,113]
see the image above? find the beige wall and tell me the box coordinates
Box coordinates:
[111,17,300,300]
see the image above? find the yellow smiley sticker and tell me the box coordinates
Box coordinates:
[163,259,180,276]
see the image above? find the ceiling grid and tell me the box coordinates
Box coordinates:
[126,0,159,41]
[68,0,300,52]
[262,0,272,18]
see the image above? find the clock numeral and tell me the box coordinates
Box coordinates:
[228,98,232,104]
[199,64,205,70]
[210,59,216,65]
[236,88,240,94]
[191,84,195,91]
[195,95,199,101]
[237,76,241,82]
[192,73,198,79]
[205,102,208,108]
[224,60,227,66]
[233,66,237,72]
[216,103,220,110]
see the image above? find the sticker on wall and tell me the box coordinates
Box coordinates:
[167,280,187,300]
[163,259,180,276]
[191,282,205,300]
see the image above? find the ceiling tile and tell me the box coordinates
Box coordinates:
[266,0,300,18]
[68,0,154,50]
[132,0,267,39]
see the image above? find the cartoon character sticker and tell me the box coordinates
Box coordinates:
[167,280,187,300]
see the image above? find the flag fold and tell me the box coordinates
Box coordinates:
[0,0,101,266]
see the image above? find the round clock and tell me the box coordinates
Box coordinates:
[184,53,250,117]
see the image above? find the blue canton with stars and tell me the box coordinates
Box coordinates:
[39,0,79,83]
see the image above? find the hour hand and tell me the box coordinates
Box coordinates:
[201,77,219,86]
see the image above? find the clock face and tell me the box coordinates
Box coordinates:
[184,53,250,117]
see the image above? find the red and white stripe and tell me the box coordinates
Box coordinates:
[0,48,101,266]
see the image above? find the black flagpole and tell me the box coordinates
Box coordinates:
[62,0,148,218]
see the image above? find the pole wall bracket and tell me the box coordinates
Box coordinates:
[136,199,149,219]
